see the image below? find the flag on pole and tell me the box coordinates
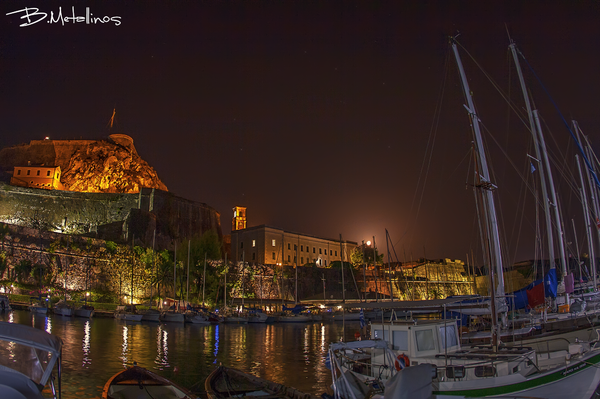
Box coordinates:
[359,308,365,329]
[530,162,536,174]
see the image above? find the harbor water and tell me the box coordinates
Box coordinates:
[1,310,359,398]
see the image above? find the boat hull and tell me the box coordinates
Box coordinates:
[29,305,48,314]
[161,312,185,323]
[103,365,197,399]
[115,313,143,322]
[74,308,95,318]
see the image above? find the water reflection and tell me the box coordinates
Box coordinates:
[120,325,128,367]
[155,324,169,369]
[82,320,91,367]
[2,311,359,398]
[213,325,219,363]
[45,315,52,334]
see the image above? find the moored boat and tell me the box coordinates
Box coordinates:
[205,365,319,399]
[74,304,95,318]
[102,364,198,399]
[115,305,143,321]
[53,299,73,316]
[0,294,11,312]
[185,310,210,325]
[139,308,161,322]
[0,320,63,398]
[161,309,185,323]
[28,296,48,314]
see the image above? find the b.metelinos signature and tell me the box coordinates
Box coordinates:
[6,6,121,27]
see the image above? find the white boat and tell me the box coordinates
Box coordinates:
[248,310,269,323]
[329,318,600,399]
[74,304,95,318]
[0,320,63,398]
[114,305,143,322]
[277,313,311,323]
[53,299,73,316]
[28,297,48,314]
[223,313,249,324]
[185,310,210,325]
[160,310,185,323]
[139,308,161,322]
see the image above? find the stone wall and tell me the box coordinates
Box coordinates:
[0,183,222,250]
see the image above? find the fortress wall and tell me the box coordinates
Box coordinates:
[0,184,222,250]
[0,182,138,234]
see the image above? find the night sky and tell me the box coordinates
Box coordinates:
[1,1,599,264]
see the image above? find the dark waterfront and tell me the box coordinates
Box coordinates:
[1,310,359,398]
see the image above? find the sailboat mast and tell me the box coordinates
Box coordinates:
[203,252,207,306]
[576,154,597,290]
[451,38,504,349]
[173,242,177,309]
[510,43,569,303]
[186,240,190,306]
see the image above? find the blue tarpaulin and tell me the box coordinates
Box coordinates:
[545,268,558,298]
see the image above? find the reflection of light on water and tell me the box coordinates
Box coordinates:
[45,317,52,334]
[154,325,169,369]
[82,320,91,367]
[304,326,310,365]
[7,341,15,362]
[320,324,325,352]
[120,325,128,367]
[213,325,219,363]
[8,313,13,323]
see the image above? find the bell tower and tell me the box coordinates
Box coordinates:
[232,206,247,231]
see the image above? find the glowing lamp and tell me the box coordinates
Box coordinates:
[366,241,371,246]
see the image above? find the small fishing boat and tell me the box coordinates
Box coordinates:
[0,321,63,399]
[161,309,185,323]
[53,299,73,316]
[185,310,210,325]
[74,304,95,318]
[139,308,161,322]
[247,309,269,323]
[102,364,198,399]
[28,296,48,314]
[114,305,143,322]
[205,365,319,399]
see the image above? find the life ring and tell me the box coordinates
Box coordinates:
[394,354,410,371]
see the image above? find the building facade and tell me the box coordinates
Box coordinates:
[10,165,64,190]
[230,225,357,267]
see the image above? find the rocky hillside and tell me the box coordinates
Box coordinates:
[62,140,167,193]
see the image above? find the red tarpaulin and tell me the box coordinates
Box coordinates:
[526,283,545,308]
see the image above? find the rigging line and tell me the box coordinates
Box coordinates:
[454,40,531,131]
[395,47,450,249]
[517,48,600,191]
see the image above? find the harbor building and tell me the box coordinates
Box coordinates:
[230,207,357,267]
[10,165,64,190]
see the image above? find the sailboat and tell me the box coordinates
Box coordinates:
[328,36,600,399]
[115,239,143,322]
[160,243,184,323]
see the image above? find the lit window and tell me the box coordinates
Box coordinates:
[272,252,275,260]
[252,240,256,247]
[272,239,276,247]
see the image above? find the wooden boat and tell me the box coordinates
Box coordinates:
[74,304,95,318]
[53,299,73,316]
[114,305,143,321]
[102,364,198,399]
[205,365,319,399]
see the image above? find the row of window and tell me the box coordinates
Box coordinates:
[245,251,326,266]
[16,169,58,178]
[241,239,337,257]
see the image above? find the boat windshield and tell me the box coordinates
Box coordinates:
[0,339,54,385]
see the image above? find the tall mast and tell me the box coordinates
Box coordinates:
[451,38,504,350]
[576,154,597,290]
[510,42,568,304]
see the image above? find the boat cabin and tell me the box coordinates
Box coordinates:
[370,319,461,362]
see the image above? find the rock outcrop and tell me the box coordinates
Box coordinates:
[0,135,167,193]
[62,140,167,193]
